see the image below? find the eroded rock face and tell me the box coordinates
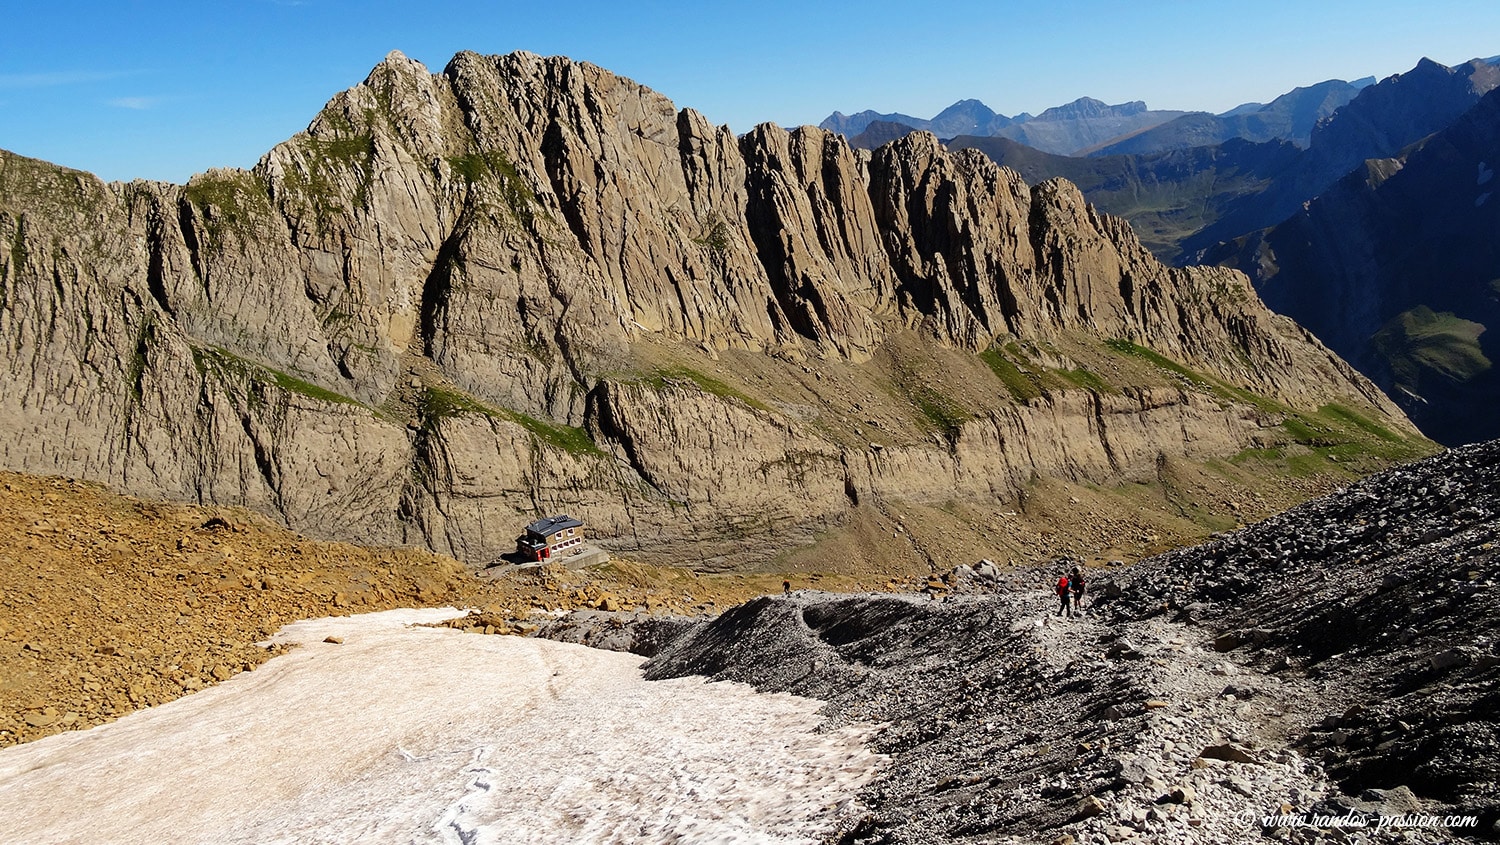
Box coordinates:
[0,50,1414,565]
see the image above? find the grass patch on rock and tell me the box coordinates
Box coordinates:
[420,384,602,456]
[979,346,1043,402]
[1231,401,1433,478]
[446,149,537,225]
[981,342,1119,401]
[644,367,771,413]
[279,109,377,224]
[1104,338,1217,391]
[1104,337,1432,471]
[192,346,364,409]
[1052,366,1115,394]
[183,170,275,249]
[910,388,971,437]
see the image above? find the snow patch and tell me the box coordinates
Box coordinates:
[0,609,884,844]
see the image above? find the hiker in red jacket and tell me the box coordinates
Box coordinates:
[1056,573,1072,617]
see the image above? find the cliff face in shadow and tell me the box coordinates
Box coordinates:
[1221,87,1500,445]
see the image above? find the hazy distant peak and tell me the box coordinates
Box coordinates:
[1034,97,1149,122]
[818,108,928,136]
[820,98,1012,140]
[928,99,1007,134]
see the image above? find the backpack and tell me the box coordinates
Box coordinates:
[1056,577,1070,596]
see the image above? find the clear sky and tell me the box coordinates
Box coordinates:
[3,0,1498,183]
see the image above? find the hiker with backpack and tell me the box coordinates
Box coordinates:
[1069,566,1087,615]
[1056,573,1072,617]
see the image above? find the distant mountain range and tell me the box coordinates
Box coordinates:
[827,97,1189,156]
[822,99,1021,138]
[934,56,1500,445]
[1086,77,1374,155]
[821,77,1377,157]
[951,58,1500,261]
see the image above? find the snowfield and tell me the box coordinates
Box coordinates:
[0,608,885,844]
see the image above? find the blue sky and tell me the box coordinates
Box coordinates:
[3,0,1498,183]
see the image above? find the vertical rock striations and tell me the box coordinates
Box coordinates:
[0,50,1419,566]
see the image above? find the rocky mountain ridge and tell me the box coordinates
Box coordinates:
[1177,56,1500,256]
[0,50,1421,568]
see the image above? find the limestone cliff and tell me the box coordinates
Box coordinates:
[0,51,1424,568]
